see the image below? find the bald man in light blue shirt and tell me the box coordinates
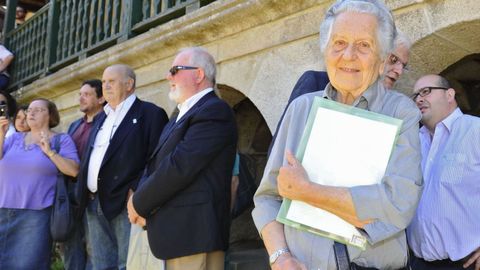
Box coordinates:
[408,74,480,270]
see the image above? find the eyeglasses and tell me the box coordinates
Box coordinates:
[388,54,409,72]
[169,66,198,76]
[411,87,449,100]
[26,107,48,114]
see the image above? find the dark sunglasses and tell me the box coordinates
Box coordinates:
[169,65,198,76]
[411,86,449,100]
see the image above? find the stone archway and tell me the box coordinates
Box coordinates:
[440,53,480,117]
[216,84,271,269]
[392,1,480,96]
[217,84,272,183]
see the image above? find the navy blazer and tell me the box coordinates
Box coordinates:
[133,91,238,260]
[76,98,168,220]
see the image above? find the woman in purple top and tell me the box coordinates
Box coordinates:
[0,98,79,270]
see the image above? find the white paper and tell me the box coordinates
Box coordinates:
[285,106,398,245]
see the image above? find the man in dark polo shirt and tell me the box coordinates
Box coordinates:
[63,79,105,270]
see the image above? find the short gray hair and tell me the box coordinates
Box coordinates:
[319,0,396,59]
[181,47,217,85]
[436,75,451,89]
[394,30,412,51]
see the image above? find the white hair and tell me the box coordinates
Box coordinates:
[180,47,217,85]
[319,0,397,59]
[394,30,412,51]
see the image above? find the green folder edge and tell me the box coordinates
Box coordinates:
[276,97,403,250]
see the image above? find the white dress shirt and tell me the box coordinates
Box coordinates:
[176,88,213,122]
[408,108,480,261]
[87,94,136,192]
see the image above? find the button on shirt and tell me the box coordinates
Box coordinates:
[176,88,213,122]
[408,108,480,261]
[87,94,136,192]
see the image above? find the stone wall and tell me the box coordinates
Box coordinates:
[13,0,480,133]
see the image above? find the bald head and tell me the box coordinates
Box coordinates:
[106,64,136,88]
[413,74,457,132]
[102,64,136,109]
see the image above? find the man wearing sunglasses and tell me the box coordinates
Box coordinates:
[407,74,480,270]
[128,47,237,270]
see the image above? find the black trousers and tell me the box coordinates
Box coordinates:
[351,264,407,270]
[409,254,474,270]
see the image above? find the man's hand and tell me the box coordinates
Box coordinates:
[277,151,311,202]
[127,193,140,225]
[464,247,480,270]
[136,217,146,228]
[272,253,307,270]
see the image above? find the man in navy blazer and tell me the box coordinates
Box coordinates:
[127,47,237,270]
[77,64,168,270]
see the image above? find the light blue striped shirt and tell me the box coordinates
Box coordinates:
[408,108,480,261]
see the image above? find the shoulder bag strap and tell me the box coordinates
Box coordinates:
[334,241,352,270]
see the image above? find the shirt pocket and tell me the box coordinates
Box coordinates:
[439,153,467,185]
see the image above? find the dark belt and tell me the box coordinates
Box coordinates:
[416,256,467,267]
[334,242,351,270]
[410,249,471,269]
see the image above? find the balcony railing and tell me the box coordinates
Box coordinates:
[3,0,216,92]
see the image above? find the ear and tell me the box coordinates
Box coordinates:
[195,68,206,84]
[446,88,456,102]
[126,78,135,93]
[97,96,106,105]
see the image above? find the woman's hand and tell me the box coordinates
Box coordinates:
[0,116,9,137]
[277,150,373,228]
[38,131,53,155]
[277,150,311,202]
[272,253,307,270]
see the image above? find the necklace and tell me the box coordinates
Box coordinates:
[23,133,38,151]
[23,131,50,151]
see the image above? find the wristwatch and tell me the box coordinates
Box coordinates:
[269,247,290,265]
[47,150,57,158]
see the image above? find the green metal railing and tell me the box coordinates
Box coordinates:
[2,0,216,92]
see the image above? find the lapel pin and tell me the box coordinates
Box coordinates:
[133,118,137,124]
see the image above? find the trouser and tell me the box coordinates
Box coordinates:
[409,254,474,270]
[351,263,407,270]
[166,251,225,270]
[0,74,9,90]
[85,194,130,270]
[61,214,91,270]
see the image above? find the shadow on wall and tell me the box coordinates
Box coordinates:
[441,53,480,117]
